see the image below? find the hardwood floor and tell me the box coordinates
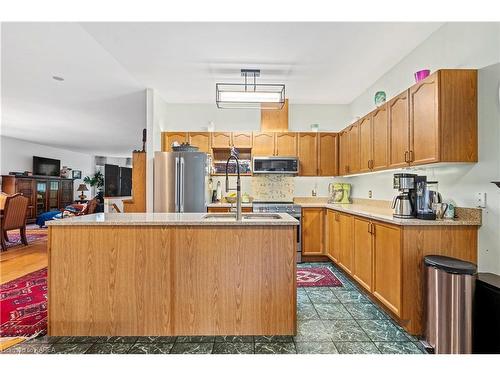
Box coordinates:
[0,240,47,284]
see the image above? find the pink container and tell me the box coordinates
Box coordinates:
[415,69,431,82]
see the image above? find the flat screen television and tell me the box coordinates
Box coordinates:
[33,156,61,176]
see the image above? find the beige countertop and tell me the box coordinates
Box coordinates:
[47,212,299,226]
[294,197,481,226]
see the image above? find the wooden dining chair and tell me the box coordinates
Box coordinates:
[1,193,29,251]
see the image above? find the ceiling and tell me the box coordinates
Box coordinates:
[1,22,442,156]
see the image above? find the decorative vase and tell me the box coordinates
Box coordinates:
[374,91,386,107]
[414,69,430,82]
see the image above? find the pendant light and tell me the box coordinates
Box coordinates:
[216,69,285,109]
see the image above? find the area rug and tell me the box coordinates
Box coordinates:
[0,268,47,337]
[4,228,48,249]
[297,266,343,287]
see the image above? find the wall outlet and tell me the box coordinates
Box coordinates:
[368,190,373,198]
[476,192,487,208]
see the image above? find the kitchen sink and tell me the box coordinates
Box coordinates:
[202,213,283,221]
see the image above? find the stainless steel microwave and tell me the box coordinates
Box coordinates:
[252,157,299,174]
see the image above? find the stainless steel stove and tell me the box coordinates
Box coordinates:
[253,201,302,262]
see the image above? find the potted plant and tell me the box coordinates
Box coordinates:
[83,170,104,203]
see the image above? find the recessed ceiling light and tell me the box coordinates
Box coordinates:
[52,76,64,81]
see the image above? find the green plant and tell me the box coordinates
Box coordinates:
[83,170,104,191]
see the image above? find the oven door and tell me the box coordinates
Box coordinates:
[252,157,299,174]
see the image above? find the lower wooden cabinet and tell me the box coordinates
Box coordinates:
[352,216,373,292]
[337,212,354,274]
[301,207,324,255]
[326,210,340,262]
[207,206,252,213]
[372,222,402,316]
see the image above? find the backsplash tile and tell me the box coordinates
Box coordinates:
[252,175,294,202]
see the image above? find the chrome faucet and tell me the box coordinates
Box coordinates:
[225,148,242,221]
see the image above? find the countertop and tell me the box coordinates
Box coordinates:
[294,197,481,226]
[47,212,299,226]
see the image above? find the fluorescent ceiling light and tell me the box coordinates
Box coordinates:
[218,91,283,103]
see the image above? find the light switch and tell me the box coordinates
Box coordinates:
[476,192,486,208]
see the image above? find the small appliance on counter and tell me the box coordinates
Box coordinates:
[392,173,417,219]
[329,183,351,204]
[415,176,442,220]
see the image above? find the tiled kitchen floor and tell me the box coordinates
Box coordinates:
[2,262,425,354]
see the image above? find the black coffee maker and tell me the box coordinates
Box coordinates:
[415,176,442,220]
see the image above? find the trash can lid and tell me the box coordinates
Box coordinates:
[424,255,477,275]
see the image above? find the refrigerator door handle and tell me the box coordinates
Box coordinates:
[180,157,185,212]
[175,156,179,212]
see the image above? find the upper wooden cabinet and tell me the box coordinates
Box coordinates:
[232,132,253,149]
[371,105,389,171]
[188,132,211,153]
[347,123,360,174]
[318,133,338,176]
[211,132,232,148]
[358,116,372,173]
[252,132,276,156]
[162,132,187,151]
[261,99,289,132]
[388,90,410,168]
[301,207,324,255]
[297,133,318,176]
[339,130,350,175]
[275,132,297,156]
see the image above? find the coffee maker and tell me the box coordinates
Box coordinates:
[392,173,417,219]
[415,176,442,220]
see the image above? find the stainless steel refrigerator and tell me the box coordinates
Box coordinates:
[154,151,209,213]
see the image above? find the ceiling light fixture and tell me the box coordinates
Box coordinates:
[216,69,285,110]
[52,75,64,81]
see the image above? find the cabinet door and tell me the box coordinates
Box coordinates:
[275,132,297,156]
[188,132,211,153]
[348,124,360,174]
[60,179,74,208]
[232,132,253,149]
[162,132,187,151]
[338,131,350,176]
[318,133,338,176]
[388,90,410,168]
[373,222,402,316]
[326,210,340,262]
[353,217,373,292]
[337,213,354,274]
[252,132,275,156]
[409,73,439,166]
[17,178,35,219]
[297,133,318,176]
[35,180,48,217]
[211,132,232,148]
[372,105,389,171]
[47,180,60,211]
[301,208,324,255]
[358,116,372,173]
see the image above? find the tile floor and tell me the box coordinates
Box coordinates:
[2,262,425,354]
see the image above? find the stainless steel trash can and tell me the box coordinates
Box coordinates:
[424,255,477,354]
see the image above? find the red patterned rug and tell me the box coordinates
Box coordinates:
[4,228,48,249]
[297,266,343,287]
[0,268,47,337]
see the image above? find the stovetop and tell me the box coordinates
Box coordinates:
[253,201,301,214]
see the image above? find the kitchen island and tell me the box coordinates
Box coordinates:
[47,212,298,337]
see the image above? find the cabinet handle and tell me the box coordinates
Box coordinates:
[371,223,375,235]
[367,222,371,233]
[409,150,414,162]
[404,151,409,162]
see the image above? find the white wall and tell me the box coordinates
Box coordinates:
[0,136,94,200]
[346,23,500,274]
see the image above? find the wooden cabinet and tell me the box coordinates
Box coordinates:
[123,151,146,213]
[162,132,187,151]
[352,217,374,292]
[318,133,338,176]
[301,207,324,255]
[348,123,360,174]
[207,206,253,213]
[358,116,372,173]
[261,99,289,132]
[373,222,402,316]
[275,132,297,156]
[232,132,253,149]
[326,210,340,262]
[371,105,389,171]
[337,212,354,274]
[388,90,410,168]
[297,133,318,176]
[338,130,349,175]
[188,132,211,153]
[211,132,232,148]
[252,132,276,156]
[1,175,74,223]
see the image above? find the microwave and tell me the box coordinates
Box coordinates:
[252,157,299,174]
